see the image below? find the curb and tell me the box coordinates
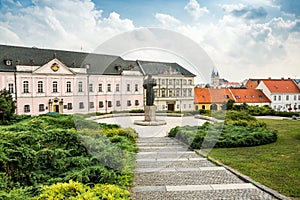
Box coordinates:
[195,150,290,200]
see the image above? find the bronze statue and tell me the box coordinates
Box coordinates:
[143,75,157,106]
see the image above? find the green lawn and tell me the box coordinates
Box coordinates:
[209,119,300,199]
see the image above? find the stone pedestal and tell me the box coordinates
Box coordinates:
[144,105,156,121]
[134,105,166,126]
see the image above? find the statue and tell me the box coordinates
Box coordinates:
[143,75,157,106]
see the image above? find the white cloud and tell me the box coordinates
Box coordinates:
[155,13,181,27]
[184,0,209,20]
[0,0,135,52]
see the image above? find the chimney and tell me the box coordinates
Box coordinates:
[281,77,284,80]
[268,77,271,79]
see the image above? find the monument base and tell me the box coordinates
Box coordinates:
[144,105,156,121]
[134,105,167,126]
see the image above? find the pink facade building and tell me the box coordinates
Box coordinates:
[0,45,144,115]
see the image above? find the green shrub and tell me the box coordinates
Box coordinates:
[169,124,277,149]
[34,180,131,200]
[0,115,137,198]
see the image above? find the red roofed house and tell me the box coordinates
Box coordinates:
[194,88,271,110]
[256,78,300,112]
[230,89,271,106]
[194,88,233,110]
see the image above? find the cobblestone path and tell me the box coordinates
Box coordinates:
[131,137,277,200]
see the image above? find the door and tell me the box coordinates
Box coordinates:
[168,104,174,111]
[53,105,59,112]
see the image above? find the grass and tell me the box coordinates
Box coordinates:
[209,119,300,199]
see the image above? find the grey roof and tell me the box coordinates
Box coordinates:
[136,60,195,77]
[0,44,133,75]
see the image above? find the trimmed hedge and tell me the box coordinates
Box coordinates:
[169,122,277,149]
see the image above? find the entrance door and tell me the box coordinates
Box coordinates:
[53,105,59,112]
[168,104,175,111]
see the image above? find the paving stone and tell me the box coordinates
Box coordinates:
[131,189,277,200]
[135,160,215,168]
[133,170,244,186]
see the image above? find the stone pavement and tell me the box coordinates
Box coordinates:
[131,137,278,200]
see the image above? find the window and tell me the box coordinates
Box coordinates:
[286,95,289,101]
[273,96,277,101]
[116,84,120,92]
[188,79,192,85]
[162,90,165,97]
[169,79,172,85]
[8,83,14,93]
[67,103,72,110]
[294,95,297,101]
[99,101,104,108]
[177,104,180,109]
[127,84,130,92]
[53,81,58,93]
[79,102,84,109]
[175,79,179,85]
[127,100,131,106]
[89,102,94,108]
[162,105,166,109]
[189,104,192,108]
[39,104,45,112]
[183,80,187,85]
[116,100,121,107]
[154,90,157,97]
[169,89,173,97]
[188,89,192,96]
[176,89,180,97]
[23,81,29,93]
[89,83,93,92]
[202,105,206,110]
[98,84,103,92]
[161,79,165,85]
[78,81,83,92]
[107,84,111,92]
[183,89,187,96]
[135,84,138,92]
[38,81,43,93]
[135,100,139,106]
[66,81,71,92]
[108,101,112,107]
[278,95,281,101]
[24,105,30,113]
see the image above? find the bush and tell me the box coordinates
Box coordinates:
[34,180,131,200]
[169,124,277,149]
[0,115,137,198]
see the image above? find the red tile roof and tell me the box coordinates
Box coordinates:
[194,88,233,103]
[262,79,300,93]
[245,79,261,89]
[230,89,271,103]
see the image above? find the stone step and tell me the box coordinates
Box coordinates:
[137,151,199,159]
[135,160,215,168]
[131,188,276,200]
[138,146,188,152]
[133,170,243,186]
[136,158,206,162]
[135,167,225,173]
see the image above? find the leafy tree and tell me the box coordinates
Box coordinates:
[0,89,16,124]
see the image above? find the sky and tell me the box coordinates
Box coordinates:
[0,0,300,83]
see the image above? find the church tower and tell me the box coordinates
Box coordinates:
[211,69,220,87]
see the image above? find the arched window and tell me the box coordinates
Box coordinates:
[66,81,71,92]
[38,81,43,93]
[23,81,29,93]
[53,81,58,92]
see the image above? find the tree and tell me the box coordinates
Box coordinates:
[227,99,235,110]
[0,89,16,124]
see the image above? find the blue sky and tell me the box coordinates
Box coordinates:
[0,0,299,82]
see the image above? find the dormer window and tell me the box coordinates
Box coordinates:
[4,59,12,66]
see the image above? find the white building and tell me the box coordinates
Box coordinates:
[256,78,300,112]
[136,60,195,112]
